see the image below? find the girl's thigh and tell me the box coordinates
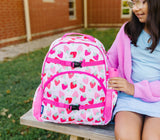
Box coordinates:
[114,111,144,140]
[142,116,160,140]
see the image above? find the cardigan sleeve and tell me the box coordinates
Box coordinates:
[106,23,127,68]
[106,37,119,68]
[134,80,160,102]
[106,26,124,68]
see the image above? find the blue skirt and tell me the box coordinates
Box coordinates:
[113,91,160,118]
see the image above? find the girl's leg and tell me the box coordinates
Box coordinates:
[142,116,160,140]
[114,111,144,140]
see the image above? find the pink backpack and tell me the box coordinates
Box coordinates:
[32,33,118,125]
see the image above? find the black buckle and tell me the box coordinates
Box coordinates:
[71,61,82,68]
[69,104,80,111]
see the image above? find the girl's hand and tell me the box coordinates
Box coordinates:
[108,77,135,96]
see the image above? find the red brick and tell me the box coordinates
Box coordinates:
[0,0,129,48]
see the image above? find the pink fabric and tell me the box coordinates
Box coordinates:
[42,41,107,74]
[62,32,96,42]
[107,23,160,102]
[46,57,105,67]
[32,83,43,122]
[44,71,107,94]
[104,90,113,123]
[42,98,105,110]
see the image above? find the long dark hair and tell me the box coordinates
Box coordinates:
[124,0,160,53]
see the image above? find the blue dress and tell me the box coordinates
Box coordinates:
[113,30,160,118]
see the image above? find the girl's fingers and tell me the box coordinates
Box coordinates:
[108,78,128,91]
[108,77,134,95]
[109,80,124,87]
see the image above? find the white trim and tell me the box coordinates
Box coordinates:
[23,0,32,41]
[0,25,83,44]
[32,24,83,37]
[0,36,26,44]
[121,0,131,18]
[89,23,123,27]
[42,0,55,3]
[69,0,76,20]
[84,0,88,28]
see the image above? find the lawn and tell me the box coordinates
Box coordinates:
[0,28,119,140]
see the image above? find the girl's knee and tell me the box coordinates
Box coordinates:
[114,111,143,140]
[142,132,160,140]
[115,129,139,140]
[114,125,141,140]
[114,128,131,140]
[142,117,160,140]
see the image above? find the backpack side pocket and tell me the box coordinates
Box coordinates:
[32,83,43,121]
[104,67,119,123]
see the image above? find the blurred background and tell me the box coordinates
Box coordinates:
[0,0,131,48]
[0,0,131,139]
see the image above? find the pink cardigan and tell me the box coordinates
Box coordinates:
[107,23,160,102]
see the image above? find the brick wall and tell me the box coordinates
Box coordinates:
[87,0,129,27]
[0,0,26,48]
[0,0,83,48]
[0,0,129,48]
[29,0,83,39]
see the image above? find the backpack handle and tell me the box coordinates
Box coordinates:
[62,32,96,42]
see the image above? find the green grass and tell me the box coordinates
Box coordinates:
[0,28,119,140]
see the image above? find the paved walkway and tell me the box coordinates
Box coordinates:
[0,29,81,62]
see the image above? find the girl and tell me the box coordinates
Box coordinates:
[107,0,160,139]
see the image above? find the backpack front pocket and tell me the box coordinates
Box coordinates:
[40,71,107,125]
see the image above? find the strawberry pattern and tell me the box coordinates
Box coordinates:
[32,33,118,125]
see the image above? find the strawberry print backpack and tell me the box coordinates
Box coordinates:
[32,33,118,125]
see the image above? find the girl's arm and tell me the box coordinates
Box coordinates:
[134,80,160,102]
[109,77,160,102]
[106,23,160,102]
